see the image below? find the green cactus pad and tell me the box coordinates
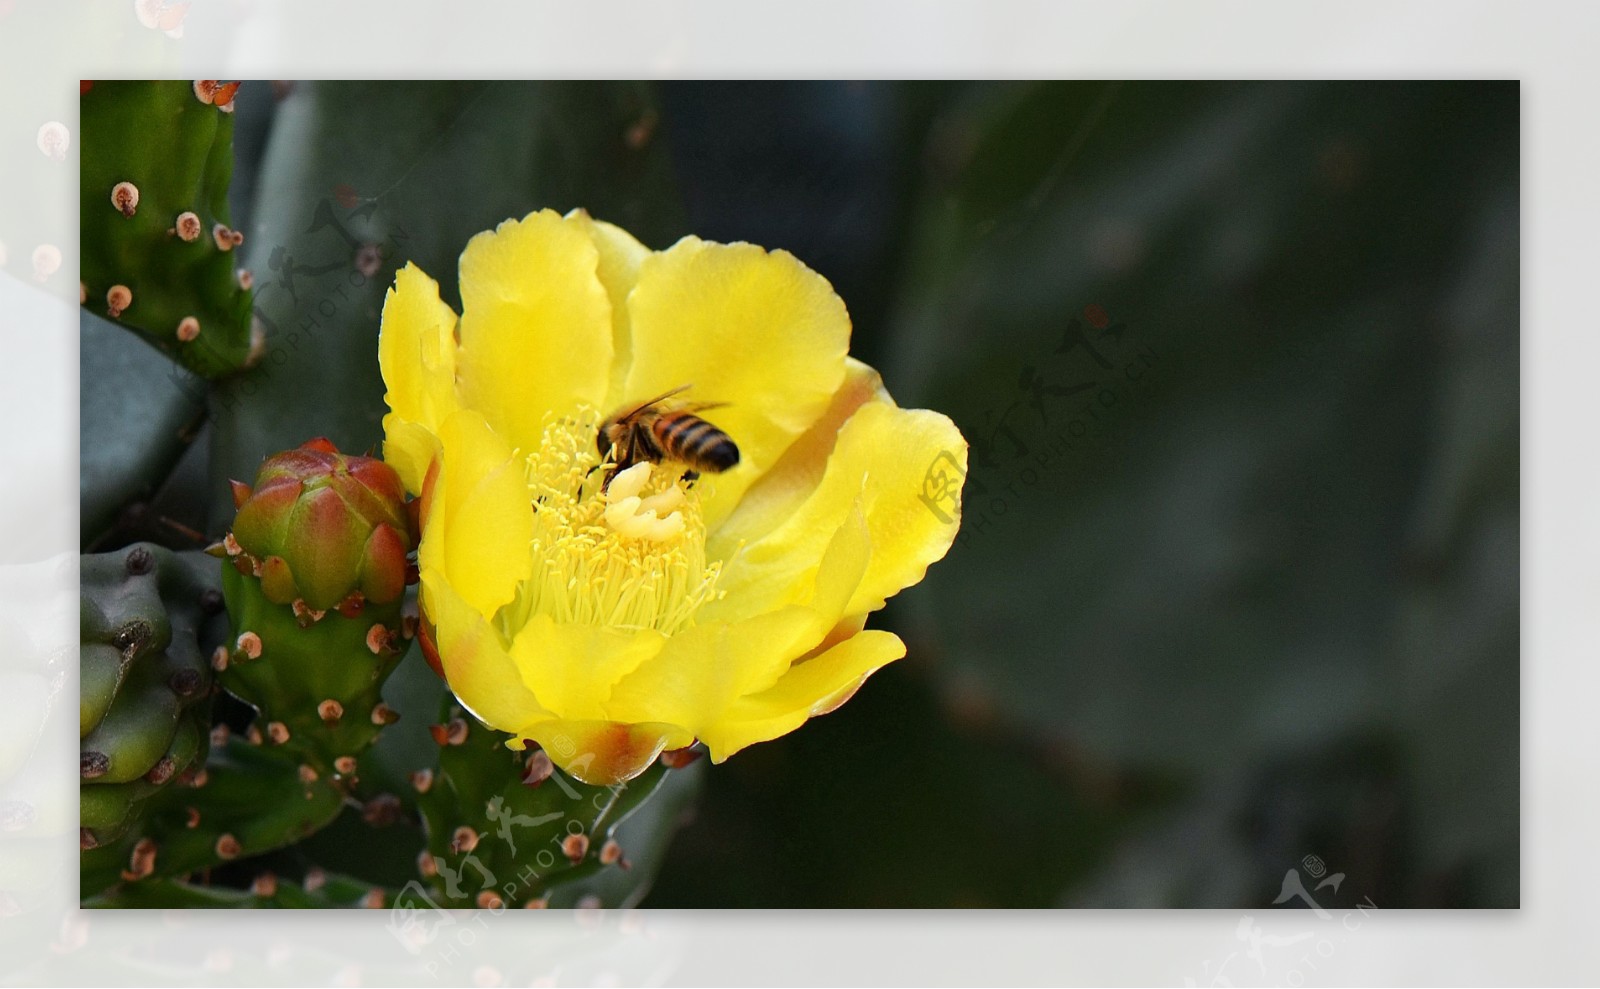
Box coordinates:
[80,80,257,378]
[414,700,701,908]
[79,544,219,851]
[84,870,391,909]
[79,782,140,834]
[218,556,409,775]
[81,736,348,898]
[79,308,207,546]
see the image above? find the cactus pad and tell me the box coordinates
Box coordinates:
[79,543,220,851]
[80,80,257,377]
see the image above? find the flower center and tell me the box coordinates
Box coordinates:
[497,411,723,636]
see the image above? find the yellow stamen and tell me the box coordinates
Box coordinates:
[499,412,721,637]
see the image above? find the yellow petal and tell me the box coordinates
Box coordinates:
[508,613,667,722]
[801,498,873,620]
[699,629,906,761]
[564,210,651,406]
[421,567,551,732]
[427,410,532,621]
[711,401,965,622]
[708,357,887,555]
[378,263,461,493]
[379,263,460,429]
[699,489,870,624]
[456,210,614,452]
[608,505,872,728]
[514,719,694,786]
[621,237,850,528]
[603,605,823,733]
[380,418,439,499]
[835,403,966,614]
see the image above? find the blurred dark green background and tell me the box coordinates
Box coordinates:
[645,81,1518,909]
[85,80,1518,908]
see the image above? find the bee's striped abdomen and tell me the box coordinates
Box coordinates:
[652,411,740,473]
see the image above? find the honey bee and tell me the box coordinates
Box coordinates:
[596,385,740,488]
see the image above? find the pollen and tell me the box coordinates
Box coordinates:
[602,463,686,541]
[498,412,722,637]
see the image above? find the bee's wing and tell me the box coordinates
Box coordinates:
[676,400,729,414]
[614,384,694,421]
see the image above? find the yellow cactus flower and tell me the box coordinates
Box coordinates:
[378,209,966,785]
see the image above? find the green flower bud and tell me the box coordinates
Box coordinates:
[227,438,414,613]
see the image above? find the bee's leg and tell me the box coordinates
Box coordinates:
[585,440,618,493]
[583,462,611,498]
[597,433,639,494]
[681,469,700,488]
[632,422,663,465]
